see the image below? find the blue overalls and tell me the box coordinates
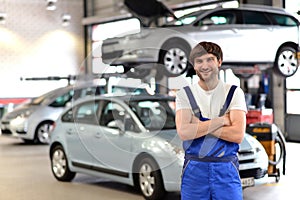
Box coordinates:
[181,85,242,200]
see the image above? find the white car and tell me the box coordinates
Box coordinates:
[102,4,300,78]
[0,83,105,144]
[238,132,268,188]
[49,94,268,200]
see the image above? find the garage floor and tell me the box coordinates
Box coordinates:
[0,135,298,200]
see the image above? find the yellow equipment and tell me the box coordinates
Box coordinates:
[246,123,286,182]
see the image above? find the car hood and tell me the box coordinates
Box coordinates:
[239,133,256,152]
[145,130,259,153]
[149,129,183,148]
[124,0,176,19]
[2,104,39,120]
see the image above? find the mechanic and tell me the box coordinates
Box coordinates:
[175,41,247,200]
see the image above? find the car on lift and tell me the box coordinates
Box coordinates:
[0,82,105,144]
[49,93,268,200]
[101,2,300,78]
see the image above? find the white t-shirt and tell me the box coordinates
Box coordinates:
[176,81,247,118]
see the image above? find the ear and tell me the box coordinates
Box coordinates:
[218,59,222,68]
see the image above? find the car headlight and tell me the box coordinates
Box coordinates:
[18,110,32,119]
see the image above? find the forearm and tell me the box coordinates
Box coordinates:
[177,116,225,141]
[210,111,246,144]
[211,125,245,144]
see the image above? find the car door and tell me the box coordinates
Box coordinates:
[89,99,136,176]
[227,10,282,63]
[64,100,100,168]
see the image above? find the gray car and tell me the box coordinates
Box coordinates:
[102,4,300,78]
[0,83,105,144]
[49,94,268,199]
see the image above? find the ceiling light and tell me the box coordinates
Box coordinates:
[62,13,71,26]
[46,0,57,11]
[0,12,7,25]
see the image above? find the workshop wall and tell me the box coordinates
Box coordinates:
[0,0,84,98]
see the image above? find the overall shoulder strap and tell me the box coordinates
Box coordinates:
[183,86,202,119]
[219,85,237,116]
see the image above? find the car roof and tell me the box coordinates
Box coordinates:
[185,4,291,17]
[235,4,290,14]
[30,83,105,103]
[73,93,175,105]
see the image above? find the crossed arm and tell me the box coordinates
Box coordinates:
[175,109,246,144]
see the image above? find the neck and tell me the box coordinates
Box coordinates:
[199,79,219,91]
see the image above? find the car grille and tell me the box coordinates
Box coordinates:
[1,129,12,134]
[1,121,9,125]
[238,150,255,157]
[239,159,255,164]
[239,168,267,179]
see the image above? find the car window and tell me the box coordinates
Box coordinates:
[49,90,74,107]
[196,10,237,26]
[61,109,74,122]
[242,10,271,25]
[73,101,99,125]
[29,87,65,105]
[129,99,176,131]
[165,10,207,26]
[73,86,105,100]
[99,101,126,128]
[269,13,298,26]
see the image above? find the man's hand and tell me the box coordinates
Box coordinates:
[223,113,231,126]
[191,115,199,124]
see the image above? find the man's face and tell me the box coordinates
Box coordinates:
[193,53,222,81]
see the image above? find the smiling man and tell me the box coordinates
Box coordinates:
[175,41,247,200]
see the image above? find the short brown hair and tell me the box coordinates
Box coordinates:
[189,41,223,64]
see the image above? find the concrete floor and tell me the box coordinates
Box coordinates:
[0,135,298,200]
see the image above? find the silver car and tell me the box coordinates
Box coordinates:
[102,4,300,78]
[0,83,105,144]
[49,94,268,199]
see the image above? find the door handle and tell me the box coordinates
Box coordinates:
[232,28,239,33]
[95,132,102,138]
[66,129,73,135]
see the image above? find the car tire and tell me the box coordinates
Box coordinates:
[34,121,54,144]
[51,145,76,182]
[136,157,166,200]
[275,45,299,77]
[159,41,191,77]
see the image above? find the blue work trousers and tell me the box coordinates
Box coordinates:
[181,157,242,200]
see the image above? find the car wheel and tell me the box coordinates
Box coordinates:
[159,41,191,77]
[275,46,298,77]
[137,157,166,200]
[35,121,54,144]
[51,145,76,182]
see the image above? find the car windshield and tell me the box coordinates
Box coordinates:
[29,88,64,105]
[129,99,176,131]
[164,10,207,26]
